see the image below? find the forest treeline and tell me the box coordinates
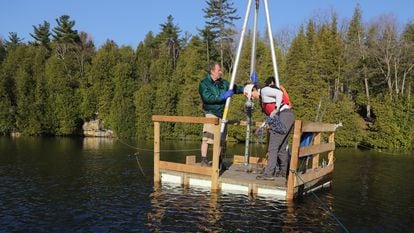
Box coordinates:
[0,2,413,149]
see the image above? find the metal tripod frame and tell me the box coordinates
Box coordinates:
[220,0,281,167]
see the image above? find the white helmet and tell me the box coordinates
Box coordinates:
[244,84,255,100]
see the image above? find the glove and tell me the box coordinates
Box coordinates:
[255,121,267,135]
[250,71,258,84]
[220,90,234,100]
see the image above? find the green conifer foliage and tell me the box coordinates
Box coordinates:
[136,32,155,84]
[0,47,16,134]
[0,86,14,134]
[285,26,310,120]
[45,54,81,135]
[88,40,119,125]
[199,25,219,64]
[155,15,181,70]
[5,32,23,49]
[366,96,409,148]
[150,43,177,137]
[323,94,366,147]
[32,46,52,134]
[30,20,52,50]
[52,15,80,44]
[135,83,155,139]
[0,7,413,149]
[0,43,27,134]
[203,0,240,72]
[14,46,38,134]
[109,47,137,138]
[151,17,183,137]
[173,36,206,138]
[0,39,6,64]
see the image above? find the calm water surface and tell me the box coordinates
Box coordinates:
[0,137,413,232]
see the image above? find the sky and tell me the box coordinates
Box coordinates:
[0,0,413,49]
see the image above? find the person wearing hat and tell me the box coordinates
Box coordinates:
[244,78,295,180]
[198,62,244,166]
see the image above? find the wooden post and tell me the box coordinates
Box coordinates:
[328,132,335,165]
[211,123,221,192]
[186,155,196,165]
[312,132,321,169]
[154,122,161,184]
[287,120,302,200]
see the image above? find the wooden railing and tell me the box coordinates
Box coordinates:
[286,120,337,200]
[152,115,222,191]
[153,116,337,200]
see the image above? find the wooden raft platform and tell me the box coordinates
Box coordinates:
[152,115,338,200]
[160,159,287,198]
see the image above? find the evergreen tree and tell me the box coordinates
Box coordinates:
[30,20,51,50]
[0,82,14,134]
[134,32,159,139]
[366,96,408,148]
[135,83,155,139]
[87,40,119,126]
[345,5,373,119]
[109,47,137,138]
[14,46,37,134]
[1,44,51,135]
[0,47,17,134]
[322,15,343,101]
[5,32,23,49]
[52,15,81,61]
[323,94,366,147]
[285,26,310,120]
[0,39,6,64]
[155,15,181,70]
[0,42,26,134]
[135,32,155,84]
[32,46,52,134]
[76,32,95,118]
[173,36,206,138]
[305,20,330,121]
[52,15,80,44]
[150,42,177,137]
[45,54,81,135]
[198,25,218,64]
[203,0,240,72]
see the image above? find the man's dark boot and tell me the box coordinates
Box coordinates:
[201,157,209,167]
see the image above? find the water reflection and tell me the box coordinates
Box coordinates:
[146,184,342,232]
[82,137,114,150]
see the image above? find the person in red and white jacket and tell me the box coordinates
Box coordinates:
[244,77,295,180]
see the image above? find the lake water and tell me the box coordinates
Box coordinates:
[0,136,413,232]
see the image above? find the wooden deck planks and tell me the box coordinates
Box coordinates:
[219,164,287,188]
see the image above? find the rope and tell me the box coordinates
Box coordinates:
[291,169,350,233]
[134,152,146,177]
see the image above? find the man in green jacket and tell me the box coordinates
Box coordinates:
[198,62,243,166]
